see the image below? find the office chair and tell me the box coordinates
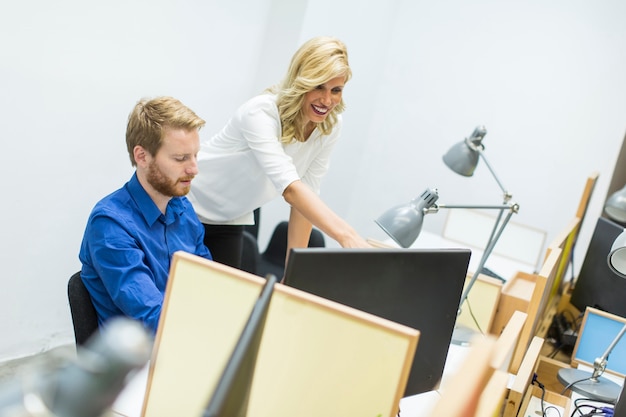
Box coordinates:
[257,221,325,279]
[240,230,261,275]
[240,208,262,275]
[67,271,99,346]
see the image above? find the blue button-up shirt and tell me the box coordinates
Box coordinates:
[79,173,212,333]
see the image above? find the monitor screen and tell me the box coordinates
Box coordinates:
[570,217,626,318]
[571,307,626,376]
[283,247,471,396]
[203,274,277,417]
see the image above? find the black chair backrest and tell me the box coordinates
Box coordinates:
[308,228,325,248]
[262,222,291,266]
[258,222,326,279]
[67,271,99,346]
[240,231,261,275]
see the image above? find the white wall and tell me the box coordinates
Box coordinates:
[0,0,278,360]
[1,0,625,361]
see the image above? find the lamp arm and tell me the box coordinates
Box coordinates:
[427,202,519,219]
[477,149,512,203]
[484,208,506,255]
[457,207,516,311]
[435,203,514,211]
[591,323,626,380]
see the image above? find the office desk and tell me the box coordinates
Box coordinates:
[111,231,527,417]
[399,343,471,416]
[110,363,149,417]
[519,363,624,416]
[383,230,535,282]
[567,364,624,413]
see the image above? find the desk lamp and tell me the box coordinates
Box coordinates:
[556,197,626,402]
[376,126,519,345]
[605,185,626,224]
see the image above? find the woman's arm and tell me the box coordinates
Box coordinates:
[285,205,313,268]
[282,180,370,250]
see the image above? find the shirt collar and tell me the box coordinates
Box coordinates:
[126,173,188,226]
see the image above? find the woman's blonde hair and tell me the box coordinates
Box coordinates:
[269,36,351,144]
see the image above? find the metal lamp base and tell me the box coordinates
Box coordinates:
[557,368,622,403]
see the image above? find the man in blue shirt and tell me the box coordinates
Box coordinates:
[79,96,212,334]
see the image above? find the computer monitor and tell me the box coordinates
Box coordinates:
[570,217,626,318]
[283,247,471,396]
[202,274,277,417]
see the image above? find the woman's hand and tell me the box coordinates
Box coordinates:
[337,233,372,249]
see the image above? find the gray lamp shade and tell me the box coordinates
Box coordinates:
[375,189,439,248]
[375,205,424,248]
[442,141,479,176]
[605,185,626,223]
[608,230,626,278]
[442,126,487,177]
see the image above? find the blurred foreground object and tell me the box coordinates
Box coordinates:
[0,317,151,417]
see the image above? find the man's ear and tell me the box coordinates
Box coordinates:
[134,145,149,167]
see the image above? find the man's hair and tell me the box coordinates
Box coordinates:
[125,96,206,166]
[268,36,351,144]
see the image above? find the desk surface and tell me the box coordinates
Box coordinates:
[110,231,533,417]
[398,344,470,416]
[383,230,535,282]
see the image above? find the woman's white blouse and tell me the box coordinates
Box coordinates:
[188,93,342,225]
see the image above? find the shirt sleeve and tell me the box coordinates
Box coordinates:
[191,210,213,261]
[87,214,164,333]
[238,98,301,194]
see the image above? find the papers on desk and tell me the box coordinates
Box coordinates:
[525,394,566,415]
[399,390,441,416]
[110,363,149,417]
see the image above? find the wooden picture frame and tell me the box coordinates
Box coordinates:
[509,248,560,374]
[475,369,510,417]
[576,171,599,221]
[545,171,598,304]
[141,251,419,417]
[456,273,503,335]
[531,247,564,339]
[491,310,527,372]
[571,307,626,377]
[429,335,497,417]
[544,217,581,303]
[502,336,544,417]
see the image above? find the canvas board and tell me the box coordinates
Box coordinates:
[141,251,419,417]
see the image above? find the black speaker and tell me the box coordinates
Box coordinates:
[570,217,626,317]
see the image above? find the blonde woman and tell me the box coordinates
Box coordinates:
[188,36,370,269]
